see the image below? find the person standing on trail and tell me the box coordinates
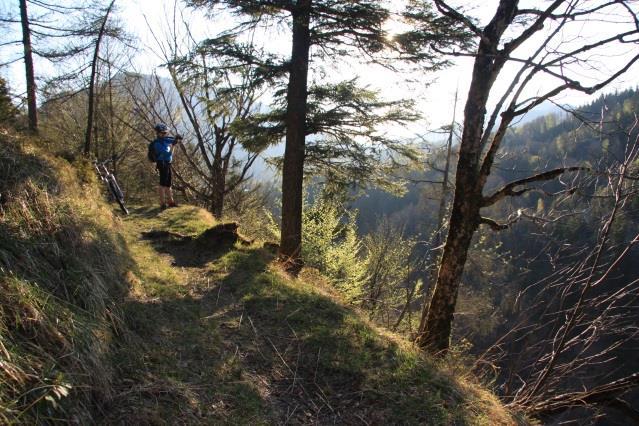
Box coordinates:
[151,123,182,209]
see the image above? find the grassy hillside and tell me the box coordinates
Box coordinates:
[0,131,521,425]
[0,132,131,423]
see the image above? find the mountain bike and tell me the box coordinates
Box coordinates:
[94,160,129,215]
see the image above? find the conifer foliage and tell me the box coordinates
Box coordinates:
[187,0,456,271]
[302,191,366,299]
[0,78,18,124]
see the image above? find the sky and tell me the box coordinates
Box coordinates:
[2,0,638,136]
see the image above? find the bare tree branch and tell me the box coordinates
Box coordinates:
[482,167,588,207]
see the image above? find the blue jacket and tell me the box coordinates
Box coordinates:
[153,136,178,162]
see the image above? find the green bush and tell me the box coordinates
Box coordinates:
[0,77,18,125]
[302,193,367,300]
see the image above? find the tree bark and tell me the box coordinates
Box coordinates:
[279,0,311,272]
[84,0,115,157]
[415,57,494,353]
[19,0,37,133]
[415,171,481,352]
[416,0,518,354]
[210,167,225,219]
[418,89,458,333]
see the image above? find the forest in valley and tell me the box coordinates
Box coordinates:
[353,88,639,422]
[1,0,639,424]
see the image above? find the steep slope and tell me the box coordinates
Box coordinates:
[0,131,520,424]
[0,132,131,423]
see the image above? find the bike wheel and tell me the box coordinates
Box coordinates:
[108,181,129,215]
[116,196,129,215]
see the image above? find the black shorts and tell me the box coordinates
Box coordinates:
[156,161,172,187]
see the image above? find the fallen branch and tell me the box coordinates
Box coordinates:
[528,373,639,419]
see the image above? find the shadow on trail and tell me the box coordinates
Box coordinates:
[108,240,480,424]
[206,250,484,425]
[103,248,273,424]
[140,223,243,268]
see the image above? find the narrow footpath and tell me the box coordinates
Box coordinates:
[99,205,516,425]
[102,206,272,424]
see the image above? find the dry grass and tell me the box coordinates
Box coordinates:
[0,131,131,423]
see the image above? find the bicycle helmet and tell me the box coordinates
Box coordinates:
[154,123,168,132]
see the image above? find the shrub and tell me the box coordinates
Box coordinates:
[302,193,367,300]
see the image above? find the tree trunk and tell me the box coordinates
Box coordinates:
[415,0,519,354]
[279,0,311,272]
[19,0,37,133]
[418,90,458,333]
[84,0,115,157]
[415,91,487,352]
[415,182,480,352]
[210,170,225,219]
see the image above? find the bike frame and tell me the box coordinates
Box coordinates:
[94,160,129,215]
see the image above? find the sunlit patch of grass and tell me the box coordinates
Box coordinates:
[159,205,216,235]
[121,235,188,299]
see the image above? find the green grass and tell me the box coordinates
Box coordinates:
[0,130,517,425]
[107,203,514,424]
[212,247,508,425]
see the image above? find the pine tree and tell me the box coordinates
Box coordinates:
[189,0,460,271]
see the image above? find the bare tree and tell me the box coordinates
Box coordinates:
[475,120,639,422]
[84,0,116,156]
[405,0,639,354]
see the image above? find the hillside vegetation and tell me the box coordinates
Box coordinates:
[0,132,519,424]
[0,132,130,423]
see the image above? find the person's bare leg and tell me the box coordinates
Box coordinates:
[167,187,176,206]
[159,186,166,207]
